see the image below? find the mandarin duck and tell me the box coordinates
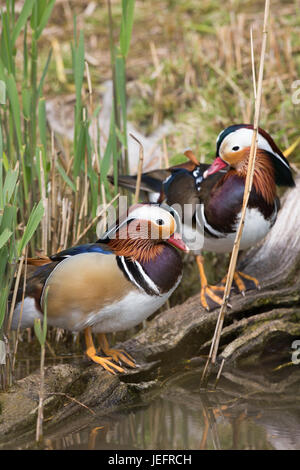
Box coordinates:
[11,203,188,374]
[112,124,295,310]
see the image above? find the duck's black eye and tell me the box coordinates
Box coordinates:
[156,219,165,226]
[232,146,240,151]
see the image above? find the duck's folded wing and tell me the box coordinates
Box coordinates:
[11,243,113,313]
[108,161,209,197]
[50,242,112,261]
[108,170,171,195]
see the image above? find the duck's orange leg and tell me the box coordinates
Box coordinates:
[233,270,260,295]
[196,255,225,311]
[84,327,124,374]
[97,333,136,369]
[220,270,260,296]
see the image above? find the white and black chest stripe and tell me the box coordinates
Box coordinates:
[200,205,278,253]
[117,256,161,296]
[196,204,224,239]
[196,198,279,241]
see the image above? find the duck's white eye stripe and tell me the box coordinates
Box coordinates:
[273,152,290,170]
[128,205,176,230]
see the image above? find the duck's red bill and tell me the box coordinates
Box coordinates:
[167,232,189,253]
[204,157,228,178]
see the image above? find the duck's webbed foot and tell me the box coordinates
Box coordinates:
[97,333,136,369]
[232,270,260,295]
[84,327,125,374]
[196,255,226,311]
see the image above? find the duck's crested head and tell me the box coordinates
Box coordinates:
[100,203,188,261]
[203,124,295,188]
[126,203,178,241]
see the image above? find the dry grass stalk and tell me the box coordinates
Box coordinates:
[58,198,69,251]
[60,155,74,194]
[51,37,67,84]
[72,176,80,245]
[162,137,169,168]
[100,182,107,232]
[75,191,120,244]
[76,175,90,241]
[46,392,96,416]
[150,41,163,128]
[12,247,29,371]
[63,201,72,250]
[129,133,146,329]
[130,133,144,204]
[36,341,45,443]
[250,26,257,100]
[39,151,48,255]
[201,0,271,385]
[6,255,25,336]
[85,60,101,177]
[50,131,58,253]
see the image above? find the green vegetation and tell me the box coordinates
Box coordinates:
[0,0,135,389]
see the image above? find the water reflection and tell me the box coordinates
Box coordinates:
[39,368,300,450]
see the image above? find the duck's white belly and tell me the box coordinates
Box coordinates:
[203,207,272,254]
[88,279,181,333]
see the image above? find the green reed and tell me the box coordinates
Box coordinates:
[103,0,135,193]
[0,0,136,390]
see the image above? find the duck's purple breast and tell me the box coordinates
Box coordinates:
[141,244,183,293]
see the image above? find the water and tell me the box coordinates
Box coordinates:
[8,363,300,450]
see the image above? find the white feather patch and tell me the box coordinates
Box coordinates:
[11,297,43,330]
[203,207,273,253]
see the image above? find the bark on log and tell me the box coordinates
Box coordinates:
[1,176,300,448]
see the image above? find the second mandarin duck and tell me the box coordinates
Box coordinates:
[11,203,188,373]
[113,124,295,310]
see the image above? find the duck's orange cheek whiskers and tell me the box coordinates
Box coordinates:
[167,233,189,253]
[225,147,250,167]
